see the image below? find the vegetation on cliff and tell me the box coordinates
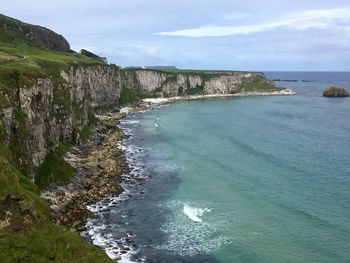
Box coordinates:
[322,87,349,97]
[0,14,114,263]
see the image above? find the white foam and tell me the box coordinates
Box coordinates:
[183,204,210,223]
[121,120,140,124]
[81,115,155,262]
[156,201,233,256]
[120,107,133,113]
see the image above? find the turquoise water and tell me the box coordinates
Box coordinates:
[140,94,350,262]
[87,73,350,262]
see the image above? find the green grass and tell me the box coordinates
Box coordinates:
[185,84,204,95]
[80,127,93,144]
[240,81,280,92]
[119,86,139,105]
[157,68,247,74]
[35,143,76,189]
[0,224,113,263]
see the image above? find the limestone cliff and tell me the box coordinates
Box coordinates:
[133,69,270,97]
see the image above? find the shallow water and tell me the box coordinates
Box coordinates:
[85,73,350,263]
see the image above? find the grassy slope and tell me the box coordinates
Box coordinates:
[0,15,113,262]
[0,144,112,263]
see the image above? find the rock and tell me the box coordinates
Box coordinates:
[323,87,349,97]
[47,252,56,260]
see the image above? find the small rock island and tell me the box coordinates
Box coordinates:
[323,87,349,97]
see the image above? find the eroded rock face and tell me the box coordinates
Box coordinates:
[323,87,349,97]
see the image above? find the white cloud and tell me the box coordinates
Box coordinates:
[155,8,350,37]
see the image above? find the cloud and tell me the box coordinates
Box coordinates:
[155,8,350,37]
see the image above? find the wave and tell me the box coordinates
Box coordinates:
[157,200,233,257]
[183,204,211,223]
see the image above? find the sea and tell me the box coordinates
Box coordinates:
[82,72,350,263]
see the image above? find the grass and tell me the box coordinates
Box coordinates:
[239,74,280,92]
[35,143,76,189]
[119,86,139,105]
[241,81,280,92]
[156,68,247,74]
[0,224,113,263]
[185,84,204,95]
[80,127,93,144]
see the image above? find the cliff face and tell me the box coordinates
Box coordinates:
[0,66,273,180]
[133,70,265,97]
[0,66,122,179]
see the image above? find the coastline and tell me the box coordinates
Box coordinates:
[142,88,296,105]
[41,88,296,261]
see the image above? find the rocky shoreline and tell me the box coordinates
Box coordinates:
[41,111,131,229]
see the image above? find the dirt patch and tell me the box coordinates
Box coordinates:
[0,195,36,233]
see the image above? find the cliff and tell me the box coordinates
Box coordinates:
[0,66,276,179]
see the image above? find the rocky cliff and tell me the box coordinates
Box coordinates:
[133,69,271,97]
[0,66,275,181]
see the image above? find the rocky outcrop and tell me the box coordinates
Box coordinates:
[27,26,70,51]
[323,87,349,97]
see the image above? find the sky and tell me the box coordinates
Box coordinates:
[1,0,350,71]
